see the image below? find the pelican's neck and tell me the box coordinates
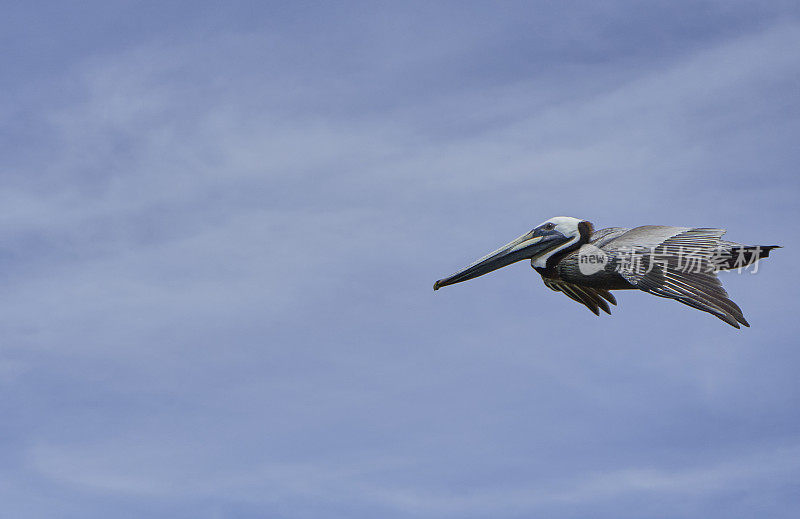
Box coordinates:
[532,220,593,270]
[531,234,582,269]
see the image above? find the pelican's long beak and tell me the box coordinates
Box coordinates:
[433,231,566,291]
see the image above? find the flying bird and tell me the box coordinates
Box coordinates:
[433,217,779,328]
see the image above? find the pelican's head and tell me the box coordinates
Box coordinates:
[433,216,590,291]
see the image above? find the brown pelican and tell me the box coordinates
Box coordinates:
[433,217,779,328]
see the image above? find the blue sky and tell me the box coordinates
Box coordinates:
[2,2,800,518]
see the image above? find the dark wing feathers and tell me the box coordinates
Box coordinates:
[542,278,616,316]
[636,266,748,328]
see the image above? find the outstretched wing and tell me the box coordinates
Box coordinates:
[605,226,749,328]
[542,278,617,316]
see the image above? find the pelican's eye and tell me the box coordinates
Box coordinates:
[542,222,556,231]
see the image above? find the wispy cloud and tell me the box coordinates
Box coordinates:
[28,438,800,517]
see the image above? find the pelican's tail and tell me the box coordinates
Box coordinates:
[714,245,781,271]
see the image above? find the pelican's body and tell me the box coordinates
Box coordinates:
[434,217,779,328]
